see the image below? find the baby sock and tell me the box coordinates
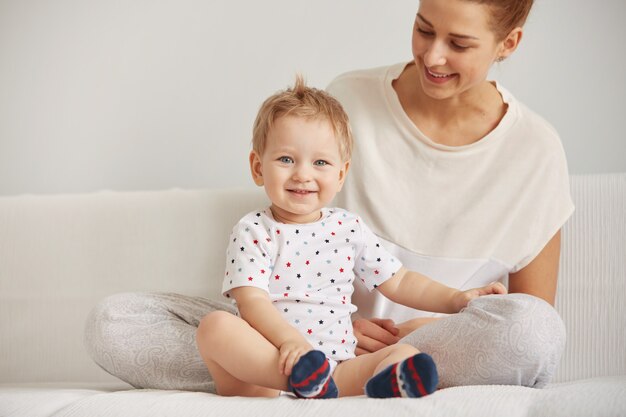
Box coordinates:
[288,350,338,399]
[365,352,438,398]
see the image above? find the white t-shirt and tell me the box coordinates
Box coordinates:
[222,207,402,362]
[327,62,575,322]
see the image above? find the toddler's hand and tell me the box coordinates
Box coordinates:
[453,282,507,312]
[279,339,313,376]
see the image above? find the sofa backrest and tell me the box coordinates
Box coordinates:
[0,174,624,385]
[0,188,267,384]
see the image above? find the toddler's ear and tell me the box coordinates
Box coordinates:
[337,160,350,190]
[249,151,264,186]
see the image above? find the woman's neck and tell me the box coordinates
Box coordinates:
[393,63,506,147]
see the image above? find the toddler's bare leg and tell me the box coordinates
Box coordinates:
[196,310,284,397]
[332,344,419,397]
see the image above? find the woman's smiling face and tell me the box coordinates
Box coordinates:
[411,0,504,100]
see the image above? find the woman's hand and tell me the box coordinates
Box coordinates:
[353,318,400,355]
[452,282,507,312]
[278,339,313,376]
[396,317,441,338]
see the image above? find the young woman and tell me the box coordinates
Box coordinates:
[326,0,573,388]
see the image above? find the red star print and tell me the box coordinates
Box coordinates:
[284,293,288,297]
[307,329,313,334]
[331,232,336,236]
[374,270,380,275]
[248,277,253,281]
[306,260,310,265]
[253,239,258,245]
[275,275,280,280]
[260,269,265,274]
[341,339,346,344]
[338,221,342,225]
[286,262,291,267]
[347,256,351,261]
[339,268,344,273]
[276,229,281,234]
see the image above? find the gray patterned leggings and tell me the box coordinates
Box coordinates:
[84,292,565,392]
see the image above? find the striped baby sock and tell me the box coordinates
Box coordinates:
[288,350,338,399]
[365,352,438,398]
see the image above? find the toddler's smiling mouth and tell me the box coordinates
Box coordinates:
[288,189,317,194]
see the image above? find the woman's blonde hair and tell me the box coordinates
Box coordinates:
[466,0,534,40]
[252,75,353,162]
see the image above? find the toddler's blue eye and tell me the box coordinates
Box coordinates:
[314,160,328,166]
[279,156,293,163]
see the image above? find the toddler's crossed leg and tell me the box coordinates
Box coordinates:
[196,310,437,398]
[331,343,438,398]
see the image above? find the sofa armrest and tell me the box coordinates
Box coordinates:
[554,173,626,382]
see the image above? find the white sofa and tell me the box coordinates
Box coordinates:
[1,174,625,417]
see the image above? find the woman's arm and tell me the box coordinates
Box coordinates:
[508,229,562,306]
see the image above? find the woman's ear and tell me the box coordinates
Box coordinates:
[249,151,264,186]
[498,27,523,61]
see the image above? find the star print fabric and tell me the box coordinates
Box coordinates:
[222,207,402,362]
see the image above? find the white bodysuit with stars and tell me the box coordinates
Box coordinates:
[222,207,401,366]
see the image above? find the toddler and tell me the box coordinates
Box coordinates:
[195,77,506,399]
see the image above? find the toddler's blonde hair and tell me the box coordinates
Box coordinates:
[252,75,353,162]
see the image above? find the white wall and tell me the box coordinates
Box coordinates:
[0,0,624,196]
